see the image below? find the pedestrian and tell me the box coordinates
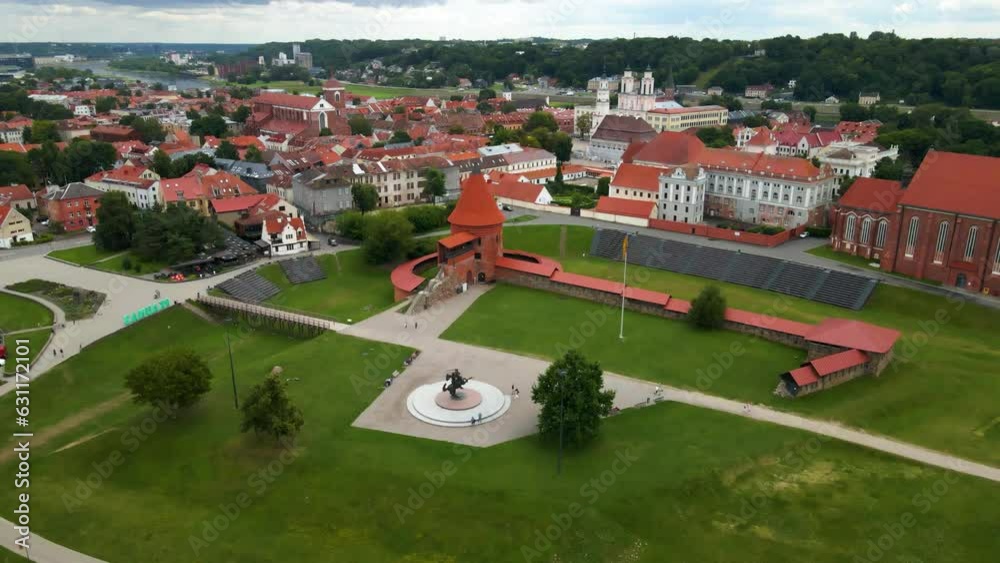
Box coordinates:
[53,349,57,358]
[404,319,408,329]
[60,349,64,357]
[477,413,482,424]
[511,385,515,396]
[470,416,476,426]
[415,321,419,329]
[515,388,520,399]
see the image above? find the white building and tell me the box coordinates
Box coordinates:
[83,165,162,209]
[0,205,33,249]
[815,142,900,178]
[261,215,309,256]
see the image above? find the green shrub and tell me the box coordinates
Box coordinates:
[688,285,727,330]
[121,255,133,270]
[807,226,833,238]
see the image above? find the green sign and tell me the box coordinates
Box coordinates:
[123,299,172,327]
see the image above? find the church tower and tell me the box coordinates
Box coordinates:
[596,77,610,114]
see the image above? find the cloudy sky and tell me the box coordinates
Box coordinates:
[3,0,998,43]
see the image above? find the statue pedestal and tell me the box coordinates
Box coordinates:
[407,380,511,427]
[434,389,482,410]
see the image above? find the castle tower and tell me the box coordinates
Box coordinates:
[440,175,506,284]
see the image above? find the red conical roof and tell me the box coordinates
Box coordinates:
[449,174,505,228]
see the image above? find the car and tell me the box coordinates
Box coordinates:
[799,232,809,239]
[85,225,97,233]
[327,237,339,247]
[501,204,513,211]
[37,218,49,226]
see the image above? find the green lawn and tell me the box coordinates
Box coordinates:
[0,292,54,332]
[1,328,51,377]
[506,214,538,224]
[48,244,120,266]
[443,284,805,406]
[92,252,168,276]
[807,245,943,286]
[257,250,396,322]
[478,225,1000,466]
[1,307,997,562]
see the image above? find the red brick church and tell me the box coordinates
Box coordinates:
[830,151,1000,295]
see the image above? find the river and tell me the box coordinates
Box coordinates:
[52,60,215,90]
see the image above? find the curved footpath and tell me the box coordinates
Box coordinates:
[1,248,998,562]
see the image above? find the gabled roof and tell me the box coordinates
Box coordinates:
[901,150,1000,219]
[838,178,903,212]
[210,194,266,214]
[490,177,545,203]
[0,184,33,202]
[592,115,656,143]
[438,231,478,249]
[594,196,655,219]
[610,163,663,193]
[0,204,11,225]
[810,349,869,376]
[253,92,325,111]
[805,318,900,354]
[450,174,505,228]
[47,182,104,201]
[631,132,705,166]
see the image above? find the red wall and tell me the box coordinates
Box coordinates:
[648,219,805,248]
[47,196,101,232]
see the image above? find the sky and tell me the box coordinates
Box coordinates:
[3,0,999,44]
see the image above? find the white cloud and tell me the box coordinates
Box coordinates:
[0,0,996,42]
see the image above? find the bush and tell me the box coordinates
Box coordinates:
[806,226,833,238]
[121,255,133,271]
[402,205,450,233]
[688,285,727,330]
[362,211,414,264]
[334,211,366,241]
[48,221,65,235]
[407,237,438,259]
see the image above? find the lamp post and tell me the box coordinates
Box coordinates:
[557,368,567,475]
[225,317,239,409]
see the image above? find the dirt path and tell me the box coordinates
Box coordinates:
[0,392,130,465]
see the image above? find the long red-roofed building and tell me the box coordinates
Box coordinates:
[830,150,1000,294]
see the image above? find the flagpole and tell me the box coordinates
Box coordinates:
[619,234,628,340]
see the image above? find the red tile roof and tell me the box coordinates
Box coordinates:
[0,204,11,225]
[631,132,705,166]
[490,178,545,203]
[838,178,903,212]
[210,194,267,214]
[263,215,306,239]
[788,365,819,386]
[901,150,1000,219]
[438,231,478,249]
[724,308,814,337]
[594,196,656,219]
[391,253,436,293]
[450,174,505,228]
[810,349,869,376]
[253,92,325,111]
[551,271,622,294]
[624,286,670,306]
[805,318,900,354]
[611,163,663,193]
[0,184,33,203]
[496,256,559,277]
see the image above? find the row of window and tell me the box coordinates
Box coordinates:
[904,217,982,263]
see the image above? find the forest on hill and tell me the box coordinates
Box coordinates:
[237,33,1000,109]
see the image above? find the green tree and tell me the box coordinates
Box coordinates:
[318,127,332,137]
[244,145,264,163]
[596,176,610,197]
[240,373,305,441]
[476,101,493,113]
[63,140,117,182]
[189,114,228,139]
[334,210,366,240]
[422,167,447,199]
[94,191,136,251]
[28,120,60,143]
[548,131,573,161]
[130,117,166,143]
[448,125,465,134]
[872,157,904,180]
[501,101,517,114]
[230,105,251,124]
[351,183,379,214]
[524,111,558,133]
[530,350,615,447]
[361,211,414,264]
[478,88,497,101]
[575,113,592,137]
[0,151,37,187]
[151,149,174,178]
[125,349,213,410]
[348,114,373,136]
[688,285,727,330]
[839,102,870,122]
[215,140,239,160]
[94,96,118,114]
[388,130,412,144]
[802,105,817,123]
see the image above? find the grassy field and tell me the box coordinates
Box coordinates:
[1,328,51,377]
[92,252,168,276]
[7,279,106,321]
[0,292,54,332]
[1,306,997,562]
[257,250,396,323]
[807,245,943,286]
[459,225,1000,466]
[48,244,120,266]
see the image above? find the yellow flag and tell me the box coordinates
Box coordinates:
[621,236,628,260]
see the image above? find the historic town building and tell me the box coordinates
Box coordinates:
[832,151,1000,295]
